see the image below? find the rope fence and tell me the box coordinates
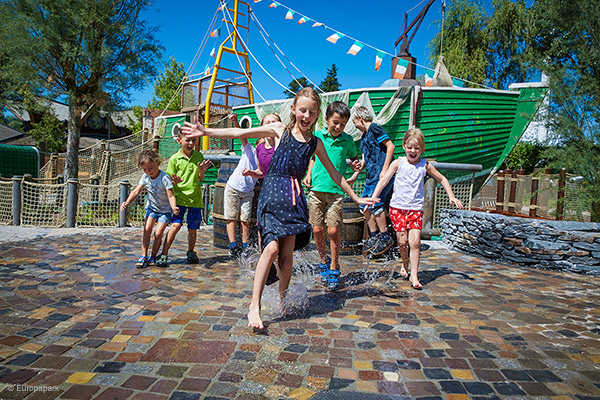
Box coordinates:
[472,169,591,222]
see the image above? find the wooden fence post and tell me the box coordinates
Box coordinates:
[495,170,505,212]
[529,169,539,218]
[557,168,566,221]
[508,169,517,213]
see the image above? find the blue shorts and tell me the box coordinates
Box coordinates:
[171,206,202,230]
[145,208,172,224]
[360,180,393,216]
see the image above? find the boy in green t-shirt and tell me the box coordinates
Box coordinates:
[303,101,360,290]
[156,131,212,267]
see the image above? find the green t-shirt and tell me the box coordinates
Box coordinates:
[311,128,358,195]
[166,149,204,208]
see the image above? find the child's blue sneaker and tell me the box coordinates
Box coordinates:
[147,256,157,266]
[327,269,341,291]
[319,257,331,285]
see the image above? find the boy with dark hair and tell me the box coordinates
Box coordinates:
[303,101,360,290]
[352,106,396,257]
[156,130,212,267]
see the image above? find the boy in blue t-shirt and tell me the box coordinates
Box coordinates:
[352,106,395,257]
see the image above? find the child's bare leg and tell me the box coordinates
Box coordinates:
[142,217,156,256]
[226,220,237,244]
[241,220,250,244]
[397,231,409,278]
[328,226,341,270]
[162,223,182,255]
[408,229,422,288]
[151,222,168,257]
[312,226,328,263]
[188,229,197,252]
[248,240,279,329]
[277,235,296,293]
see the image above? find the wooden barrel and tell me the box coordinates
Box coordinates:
[339,197,365,255]
[212,157,260,249]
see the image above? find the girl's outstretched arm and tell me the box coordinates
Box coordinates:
[426,163,464,209]
[181,117,285,141]
[314,140,373,206]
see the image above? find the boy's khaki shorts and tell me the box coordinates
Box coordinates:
[224,184,254,222]
[308,191,344,228]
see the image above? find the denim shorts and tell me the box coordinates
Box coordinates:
[171,206,202,230]
[145,208,172,224]
[360,180,393,215]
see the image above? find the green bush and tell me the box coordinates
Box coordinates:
[501,142,547,173]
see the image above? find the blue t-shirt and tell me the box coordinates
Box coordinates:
[360,123,390,185]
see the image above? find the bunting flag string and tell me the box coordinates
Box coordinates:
[347,41,364,56]
[254,0,477,88]
[393,58,409,79]
[210,47,216,58]
[210,27,221,37]
[425,72,433,87]
[326,32,344,44]
[452,78,465,88]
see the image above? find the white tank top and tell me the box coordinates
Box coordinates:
[389,157,427,211]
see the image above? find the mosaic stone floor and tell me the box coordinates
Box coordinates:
[0,226,598,400]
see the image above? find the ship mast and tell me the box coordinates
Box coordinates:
[180,0,254,151]
[392,0,436,80]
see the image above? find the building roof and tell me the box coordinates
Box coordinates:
[0,124,26,144]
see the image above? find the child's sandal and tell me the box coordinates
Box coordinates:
[319,257,331,285]
[135,256,148,268]
[327,269,341,291]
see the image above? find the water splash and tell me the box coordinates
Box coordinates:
[236,245,402,319]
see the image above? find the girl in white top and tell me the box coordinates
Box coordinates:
[365,128,463,289]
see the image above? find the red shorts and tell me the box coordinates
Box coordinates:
[389,207,423,232]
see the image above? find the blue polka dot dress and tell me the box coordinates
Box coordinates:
[257,129,318,251]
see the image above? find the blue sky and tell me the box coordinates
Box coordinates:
[129,0,461,107]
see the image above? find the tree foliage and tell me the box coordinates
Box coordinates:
[501,142,547,174]
[428,0,533,89]
[1,0,163,179]
[284,77,314,98]
[320,64,341,93]
[147,57,186,111]
[528,0,600,221]
[28,114,67,153]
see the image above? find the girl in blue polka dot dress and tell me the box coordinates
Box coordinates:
[182,87,373,330]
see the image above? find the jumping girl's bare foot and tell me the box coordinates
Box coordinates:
[248,305,264,329]
[410,278,423,290]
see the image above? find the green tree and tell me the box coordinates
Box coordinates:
[427,0,488,86]
[502,142,546,174]
[485,0,532,89]
[428,0,533,89]
[528,0,600,221]
[28,113,66,153]
[147,57,186,111]
[1,0,163,180]
[320,64,341,93]
[284,77,313,98]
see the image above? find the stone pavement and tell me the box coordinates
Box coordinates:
[0,226,599,400]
